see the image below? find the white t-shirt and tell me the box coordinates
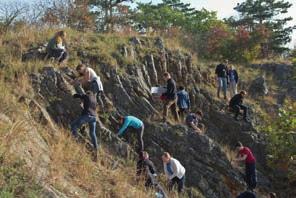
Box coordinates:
[87,67,103,91]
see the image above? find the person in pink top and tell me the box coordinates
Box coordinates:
[234,142,257,191]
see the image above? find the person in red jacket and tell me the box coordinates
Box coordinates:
[233,142,257,191]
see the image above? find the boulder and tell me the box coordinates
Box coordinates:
[248,76,268,97]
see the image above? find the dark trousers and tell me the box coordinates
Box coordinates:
[48,49,68,63]
[163,99,179,122]
[124,125,144,154]
[245,163,257,190]
[169,176,185,193]
[90,81,107,111]
[232,104,248,118]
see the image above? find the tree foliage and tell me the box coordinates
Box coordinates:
[233,0,295,54]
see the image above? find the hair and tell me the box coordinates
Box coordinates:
[235,141,243,148]
[76,63,86,71]
[240,90,247,95]
[196,110,203,117]
[269,192,277,198]
[56,30,66,37]
[163,72,170,77]
[179,86,184,90]
[141,151,149,159]
[162,152,171,159]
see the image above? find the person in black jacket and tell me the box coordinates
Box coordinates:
[71,91,98,161]
[228,65,239,97]
[137,151,168,198]
[161,72,179,122]
[229,90,249,122]
[215,60,229,99]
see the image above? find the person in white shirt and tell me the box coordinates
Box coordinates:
[75,63,107,111]
[162,152,185,193]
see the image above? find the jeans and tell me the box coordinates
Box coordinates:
[245,163,257,190]
[229,81,238,97]
[71,114,98,150]
[163,99,179,122]
[169,176,185,193]
[217,77,227,98]
[232,104,248,119]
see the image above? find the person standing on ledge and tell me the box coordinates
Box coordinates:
[161,72,179,123]
[215,60,228,100]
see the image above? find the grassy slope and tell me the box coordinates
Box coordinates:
[0,26,288,197]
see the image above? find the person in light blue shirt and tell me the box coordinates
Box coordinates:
[177,86,190,119]
[117,115,144,154]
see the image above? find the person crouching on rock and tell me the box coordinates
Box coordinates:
[75,63,107,112]
[162,152,186,193]
[233,142,257,191]
[46,30,68,65]
[116,115,144,154]
[137,151,157,187]
[229,90,250,122]
[161,72,179,123]
[71,91,98,162]
[185,110,205,134]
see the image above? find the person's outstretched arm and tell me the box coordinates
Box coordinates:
[117,118,130,136]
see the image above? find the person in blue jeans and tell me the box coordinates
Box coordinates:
[215,60,229,99]
[177,86,190,119]
[71,91,98,161]
[117,115,144,154]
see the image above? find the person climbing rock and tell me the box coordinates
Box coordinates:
[75,63,107,112]
[137,151,168,198]
[228,65,239,97]
[46,30,68,65]
[215,60,228,99]
[117,115,144,154]
[161,72,179,123]
[233,142,257,191]
[236,190,256,198]
[229,90,249,122]
[185,110,205,134]
[137,151,157,187]
[71,91,98,162]
[177,86,190,120]
[162,152,185,193]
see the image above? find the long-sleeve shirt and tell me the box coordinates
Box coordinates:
[163,78,177,100]
[163,158,185,180]
[136,158,157,177]
[229,94,244,107]
[118,116,143,136]
[177,90,190,109]
[73,93,97,116]
[46,36,65,51]
[228,69,239,83]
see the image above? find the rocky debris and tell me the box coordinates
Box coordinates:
[144,123,245,198]
[22,44,47,61]
[248,76,269,97]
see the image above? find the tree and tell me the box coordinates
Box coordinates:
[89,0,132,32]
[0,1,29,33]
[233,0,295,54]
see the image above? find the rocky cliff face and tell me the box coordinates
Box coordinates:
[20,37,276,198]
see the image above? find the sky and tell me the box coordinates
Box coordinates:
[137,0,296,48]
